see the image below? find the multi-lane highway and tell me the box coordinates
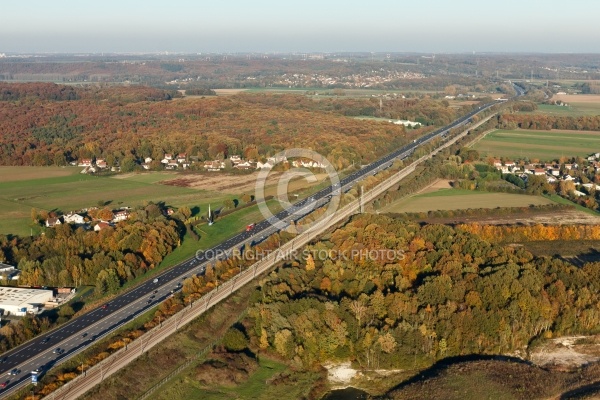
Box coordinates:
[0,94,512,396]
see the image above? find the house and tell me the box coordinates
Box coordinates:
[112,210,130,222]
[564,164,573,170]
[235,161,253,170]
[78,158,92,167]
[204,160,224,171]
[164,154,173,160]
[256,161,273,169]
[176,153,187,163]
[563,175,575,181]
[95,159,107,169]
[94,222,111,231]
[144,157,153,164]
[230,155,242,164]
[546,175,557,183]
[64,213,85,225]
[504,161,516,168]
[573,190,586,197]
[142,163,151,170]
[533,168,546,176]
[46,217,62,227]
[492,159,502,168]
[548,168,560,176]
[166,160,179,170]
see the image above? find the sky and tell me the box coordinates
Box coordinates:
[1,0,599,53]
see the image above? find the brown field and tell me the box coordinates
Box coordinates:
[552,94,600,104]
[418,209,600,226]
[384,191,554,214]
[0,166,77,182]
[159,171,330,196]
[213,88,249,96]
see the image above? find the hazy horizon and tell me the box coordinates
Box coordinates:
[3,0,600,54]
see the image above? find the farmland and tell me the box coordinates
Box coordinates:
[0,167,324,237]
[382,188,553,214]
[472,129,600,160]
[0,167,230,236]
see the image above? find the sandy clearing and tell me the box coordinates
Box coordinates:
[324,362,358,384]
[530,335,600,369]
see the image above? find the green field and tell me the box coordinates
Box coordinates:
[522,102,600,117]
[473,129,600,160]
[382,189,553,213]
[0,167,232,236]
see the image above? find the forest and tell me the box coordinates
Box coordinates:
[497,113,600,131]
[0,202,179,291]
[0,82,475,168]
[240,214,600,371]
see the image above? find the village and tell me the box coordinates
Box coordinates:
[76,152,327,174]
[43,206,133,231]
[491,152,600,198]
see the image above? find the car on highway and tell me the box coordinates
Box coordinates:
[153,278,159,283]
[154,290,158,293]
[101,304,108,309]
[0,381,7,389]
[81,332,88,338]
[52,348,60,354]
[9,368,19,376]
[147,299,152,304]
[41,337,50,344]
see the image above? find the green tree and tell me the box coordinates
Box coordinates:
[222,327,248,352]
[120,156,137,173]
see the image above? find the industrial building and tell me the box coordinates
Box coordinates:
[0,286,54,316]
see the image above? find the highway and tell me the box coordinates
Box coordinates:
[0,93,513,397]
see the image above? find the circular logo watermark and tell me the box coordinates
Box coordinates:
[255,149,341,233]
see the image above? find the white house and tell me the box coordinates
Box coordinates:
[256,161,273,169]
[95,159,107,169]
[235,161,253,170]
[176,153,187,163]
[144,157,153,164]
[64,213,85,224]
[78,158,92,167]
[46,217,62,227]
[166,160,178,170]
[94,222,111,231]
[112,210,130,222]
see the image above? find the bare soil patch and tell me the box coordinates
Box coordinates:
[214,89,249,96]
[159,171,329,196]
[530,336,600,371]
[553,94,600,104]
[415,179,453,195]
[413,209,600,226]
